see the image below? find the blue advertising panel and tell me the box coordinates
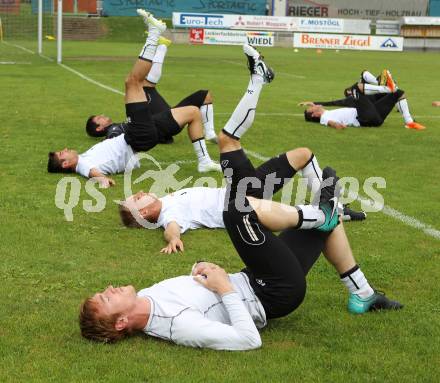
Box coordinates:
[430,0,440,16]
[31,0,53,14]
[103,0,266,18]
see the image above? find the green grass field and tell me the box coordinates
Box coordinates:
[1,37,440,382]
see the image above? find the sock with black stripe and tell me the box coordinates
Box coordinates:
[294,205,325,229]
[192,138,211,165]
[396,98,413,124]
[222,76,264,139]
[340,265,374,298]
[299,154,323,195]
[200,103,216,139]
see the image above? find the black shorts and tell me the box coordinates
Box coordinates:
[143,87,171,114]
[124,102,182,151]
[152,109,182,142]
[220,149,296,206]
[124,102,158,152]
[223,201,329,319]
[174,90,208,109]
[354,86,404,127]
[221,148,329,319]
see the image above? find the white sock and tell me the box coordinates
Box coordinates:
[362,71,379,85]
[363,84,391,95]
[396,98,413,124]
[139,28,161,61]
[192,138,212,165]
[295,205,325,229]
[340,265,374,298]
[200,103,216,138]
[222,75,264,139]
[299,154,322,195]
[146,44,167,84]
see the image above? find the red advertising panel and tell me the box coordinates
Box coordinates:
[54,0,97,14]
[0,0,20,15]
[190,28,204,44]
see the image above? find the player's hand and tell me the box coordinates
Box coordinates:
[193,265,234,295]
[298,101,315,107]
[160,238,184,254]
[191,261,219,276]
[97,176,115,188]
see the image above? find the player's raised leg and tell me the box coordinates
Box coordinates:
[222,44,274,140]
[145,43,168,86]
[127,10,167,104]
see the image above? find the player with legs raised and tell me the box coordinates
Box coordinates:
[118,45,364,254]
[301,70,426,130]
[85,39,218,143]
[79,45,403,350]
[47,10,220,186]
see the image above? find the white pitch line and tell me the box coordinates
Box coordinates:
[350,191,440,240]
[2,41,35,54]
[40,54,54,62]
[156,159,197,166]
[382,205,440,239]
[58,63,124,96]
[5,44,435,240]
[217,112,440,119]
[0,61,31,65]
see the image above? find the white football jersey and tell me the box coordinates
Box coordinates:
[320,108,361,127]
[138,272,266,350]
[76,134,140,177]
[157,187,227,233]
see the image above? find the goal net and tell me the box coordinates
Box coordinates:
[0,1,54,51]
[0,1,99,62]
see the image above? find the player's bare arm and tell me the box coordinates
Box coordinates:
[327,120,347,130]
[161,221,184,254]
[89,168,116,188]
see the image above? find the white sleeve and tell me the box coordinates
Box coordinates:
[171,292,262,351]
[320,113,330,126]
[75,157,93,178]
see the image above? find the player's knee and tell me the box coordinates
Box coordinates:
[204,90,213,104]
[125,73,136,87]
[125,72,141,88]
[286,147,312,170]
[218,130,238,149]
[187,105,200,120]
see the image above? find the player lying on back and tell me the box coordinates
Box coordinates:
[300,70,426,131]
[47,11,220,188]
[85,38,217,144]
[118,46,366,254]
[79,47,403,350]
